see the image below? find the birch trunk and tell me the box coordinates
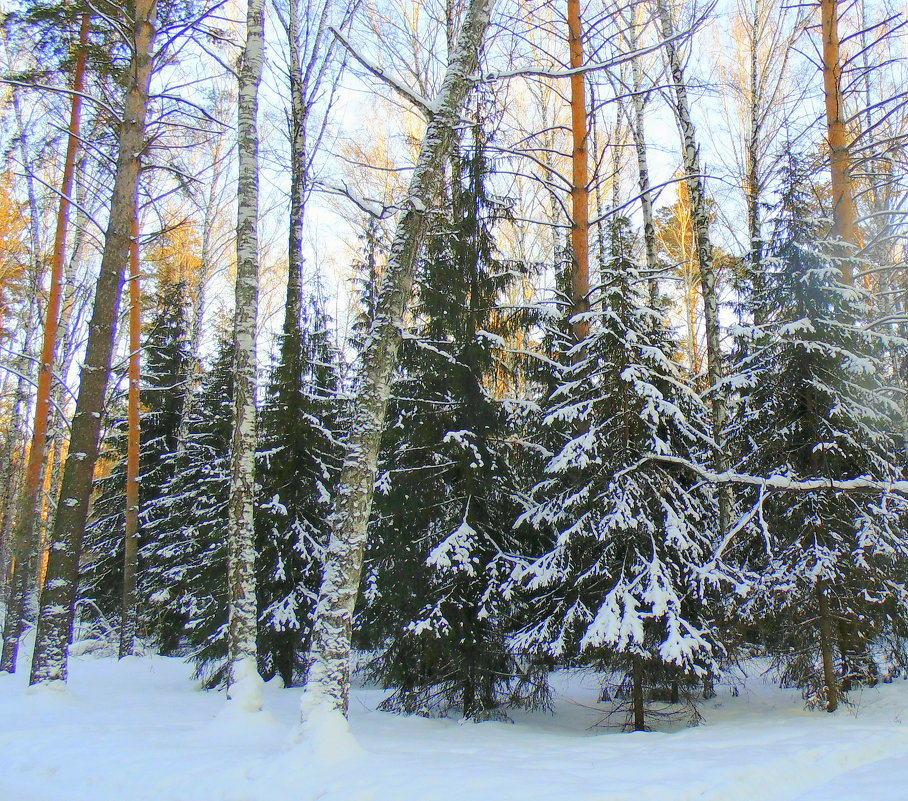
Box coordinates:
[745,7,763,296]
[120,217,141,659]
[226,0,265,708]
[302,0,494,717]
[654,0,731,529]
[625,10,659,302]
[29,3,157,685]
[1,14,89,674]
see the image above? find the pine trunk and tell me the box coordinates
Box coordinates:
[302,0,494,717]
[820,0,856,284]
[567,0,589,345]
[284,0,307,345]
[120,217,141,659]
[226,0,266,706]
[1,14,89,675]
[29,5,156,686]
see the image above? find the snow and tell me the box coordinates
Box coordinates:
[4,651,908,800]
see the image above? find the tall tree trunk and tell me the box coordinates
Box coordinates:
[745,0,764,318]
[625,9,659,303]
[120,217,141,659]
[654,0,731,529]
[284,0,308,345]
[820,0,856,284]
[302,0,494,718]
[226,0,266,707]
[29,3,157,686]
[567,0,589,345]
[0,14,89,674]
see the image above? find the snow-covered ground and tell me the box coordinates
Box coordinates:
[2,647,908,801]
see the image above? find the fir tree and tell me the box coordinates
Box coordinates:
[361,118,534,719]
[728,158,908,710]
[141,331,234,672]
[255,287,342,686]
[513,216,725,729]
[81,278,190,626]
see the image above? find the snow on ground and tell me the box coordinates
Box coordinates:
[2,648,908,801]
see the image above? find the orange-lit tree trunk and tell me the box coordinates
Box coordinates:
[0,13,89,674]
[119,216,141,659]
[820,0,857,284]
[30,0,157,686]
[567,0,589,345]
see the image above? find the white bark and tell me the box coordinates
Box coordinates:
[654,0,731,528]
[625,11,659,301]
[227,0,266,710]
[302,0,495,718]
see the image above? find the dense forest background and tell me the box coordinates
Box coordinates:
[0,0,905,731]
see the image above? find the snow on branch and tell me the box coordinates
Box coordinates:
[638,453,908,496]
[329,26,434,118]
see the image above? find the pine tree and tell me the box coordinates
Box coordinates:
[255,287,341,686]
[514,217,725,730]
[81,278,191,626]
[361,120,534,720]
[728,157,908,711]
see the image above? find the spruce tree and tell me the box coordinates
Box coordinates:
[361,119,533,719]
[514,217,724,729]
[141,331,234,672]
[82,278,190,627]
[255,287,341,686]
[728,158,908,710]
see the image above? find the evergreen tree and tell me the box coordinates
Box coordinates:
[81,278,190,625]
[728,158,908,710]
[255,287,341,686]
[513,216,725,729]
[361,119,534,719]
[141,331,234,673]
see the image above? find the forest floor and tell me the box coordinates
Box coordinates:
[2,643,908,801]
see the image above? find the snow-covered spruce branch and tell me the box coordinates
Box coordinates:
[328,26,434,118]
[638,453,908,496]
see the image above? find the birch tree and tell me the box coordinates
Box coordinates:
[302,0,495,718]
[652,0,731,530]
[226,0,266,708]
